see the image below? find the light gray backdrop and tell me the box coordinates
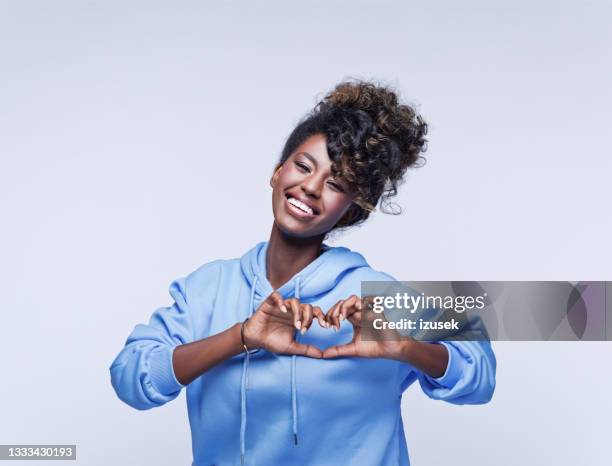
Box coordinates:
[1,1,610,465]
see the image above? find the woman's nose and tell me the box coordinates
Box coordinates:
[301,175,322,198]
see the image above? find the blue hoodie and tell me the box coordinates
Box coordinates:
[110,241,496,466]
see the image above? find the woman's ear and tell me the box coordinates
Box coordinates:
[270,163,283,188]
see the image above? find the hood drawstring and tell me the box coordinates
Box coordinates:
[291,276,301,447]
[240,275,302,465]
[240,275,258,466]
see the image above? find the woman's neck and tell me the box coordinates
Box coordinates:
[266,223,325,290]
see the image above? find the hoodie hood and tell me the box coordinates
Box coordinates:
[240,240,369,307]
[237,240,369,465]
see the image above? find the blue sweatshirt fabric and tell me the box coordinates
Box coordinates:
[110,241,496,466]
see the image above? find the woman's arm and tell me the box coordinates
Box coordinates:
[411,339,497,404]
[110,277,324,411]
[392,340,448,378]
[110,275,199,410]
[174,293,326,385]
[172,323,243,385]
[110,262,225,410]
[321,294,496,404]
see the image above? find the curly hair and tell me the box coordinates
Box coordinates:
[278,78,428,231]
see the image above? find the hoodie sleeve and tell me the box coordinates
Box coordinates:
[109,276,195,410]
[416,338,497,405]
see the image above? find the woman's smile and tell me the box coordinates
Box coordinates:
[285,193,320,220]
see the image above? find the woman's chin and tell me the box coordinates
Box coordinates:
[274,218,326,240]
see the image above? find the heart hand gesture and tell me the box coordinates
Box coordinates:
[322,295,408,360]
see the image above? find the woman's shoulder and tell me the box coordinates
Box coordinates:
[345,265,396,283]
[185,257,241,283]
[180,241,265,291]
[170,257,242,311]
[330,244,397,283]
[331,252,397,289]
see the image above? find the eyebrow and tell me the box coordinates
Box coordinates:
[297,151,318,167]
[296,151,349,189]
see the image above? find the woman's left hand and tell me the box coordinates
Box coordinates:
[321,295,411,360]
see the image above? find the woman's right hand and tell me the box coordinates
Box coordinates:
[242,291,327,358]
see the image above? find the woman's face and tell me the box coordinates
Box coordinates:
[270,133,355,239]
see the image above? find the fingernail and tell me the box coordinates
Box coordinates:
[300,328,306,335]
[281,305,288,313]
[334,326,338,332]
[339,314,344,321]
[296,320,301,330]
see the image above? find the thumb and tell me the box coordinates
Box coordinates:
[322,342,358,359]
[286,341,323,359]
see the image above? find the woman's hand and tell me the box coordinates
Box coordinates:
[322,294,411,360]
[242,291,326,359]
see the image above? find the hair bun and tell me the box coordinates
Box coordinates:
[319,80,423,141]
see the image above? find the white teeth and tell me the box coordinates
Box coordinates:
[288,197,314,215]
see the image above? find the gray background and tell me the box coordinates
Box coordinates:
[1,1,610,465]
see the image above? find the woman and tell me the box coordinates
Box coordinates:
[109,80,496,466]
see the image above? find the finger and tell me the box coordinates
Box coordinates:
[312,306,327,328]
[322,301,335,328]
[264,293,291,321]
[337,300,350,329]
[301,304,314,335]
[270,299,294,324]
[337,295,359,328]
[339,295,360,322]
[268,291,287,313]
[325,300,342,320]
[288,341,322,359]
[362,295,375,311]
[287,298,302,331]
[326,300,343,331]
[347,310,362,326]
[321,303,334,328]
[333,300,348,331]
[322,343,357,359]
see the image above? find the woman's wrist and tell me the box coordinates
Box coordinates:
[240,318,261,351]
[228,322,248,356]
[383,339,417,362]
[391,339,449,379]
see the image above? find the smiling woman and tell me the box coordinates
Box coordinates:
[109,79,496,466]
[272,133,354,238]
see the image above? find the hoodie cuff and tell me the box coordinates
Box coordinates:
[426,341,464,389]
[149,345,186,396]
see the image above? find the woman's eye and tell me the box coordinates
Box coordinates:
[295,161,310,173]
[328,181,345,192]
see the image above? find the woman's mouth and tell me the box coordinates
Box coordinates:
[285,195,318,219]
